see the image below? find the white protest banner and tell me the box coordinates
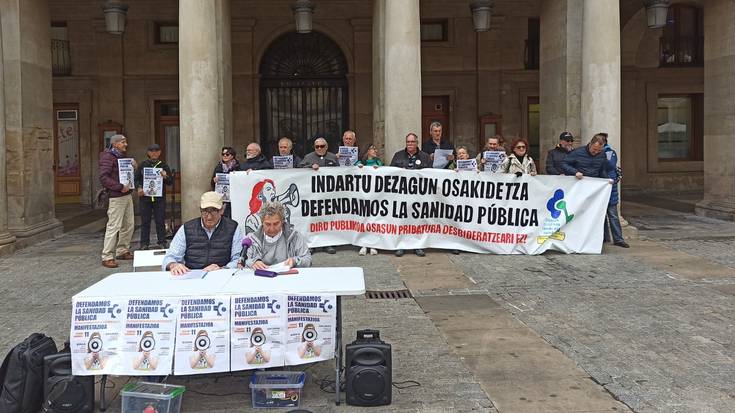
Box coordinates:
[432,149,454,168]
[338,146,359,166]
[231,295,287,371]
[483,151,506,173]
[273,155,294,169]
[285,294,336,366]
[118,297,177,375]
[70,298,126,375]
[143,167,163,197]
[174,296,230,375]
[118,158,134,187]
[230,167,611,254]
[456,159,478,172]
[215,173,231,202]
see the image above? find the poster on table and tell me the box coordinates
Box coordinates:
[483,151,506,173]
[273,155,294,169]
[117,158,135,187]
[174,296,231,375]
[70,297,127,376]
[432,149,454,168]
[118,297,178,375]
[285,294,337,365]
[456,159,478,172]
[338,146,359,166]
[143,167,163,197]
[215,173,231,202]
[230,294,287,371]
[230,167,612,254]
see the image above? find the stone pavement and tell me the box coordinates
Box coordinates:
[1,200,734,412]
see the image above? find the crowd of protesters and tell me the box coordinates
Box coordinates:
[97,124,627,268]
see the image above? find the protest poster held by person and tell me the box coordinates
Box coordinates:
[99,134,137,268]
[477,135,503,172]
[245,201,312,269]
[500,137,537,176]
[299,137,339,253]
[134,144,172,250]
[162,192,244,275]
[390,133,429,257]
[242,142,273,171]
[277,137,302,167]
[211,147,241,218]
[447,146,472,170]
[546,132,574,175]
[355,143,382,255]
[421,121,455,167]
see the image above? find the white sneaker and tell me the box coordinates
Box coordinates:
[358,247,367,256]
[369,248,378,255]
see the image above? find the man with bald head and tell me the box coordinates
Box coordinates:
[299,137,339,169]
[242,142,273,171]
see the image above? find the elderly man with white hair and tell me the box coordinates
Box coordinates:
[277,137,302,167]
[245,201,312,269]
[242,142,273,170]
[299,137,339,169]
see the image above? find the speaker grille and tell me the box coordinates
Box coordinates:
[365,290,412,300]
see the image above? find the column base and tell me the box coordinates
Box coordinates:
[9,219,64,249]
[695,199,735,222]
[0,232,17,257]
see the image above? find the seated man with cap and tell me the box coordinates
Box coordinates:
[163,191,244,275]
[244,201,311,269]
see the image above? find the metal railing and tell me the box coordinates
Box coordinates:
[660,36,703,67]
[52,39,71,76]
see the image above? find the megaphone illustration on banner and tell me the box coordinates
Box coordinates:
[276,183,300,208]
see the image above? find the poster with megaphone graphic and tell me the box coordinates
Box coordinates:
[119,297,178,376]
[230,294,287,371]
[174,295,231,375]
[70,297,127,375]
[285,294,337,366]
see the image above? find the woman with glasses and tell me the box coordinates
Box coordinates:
[500,137,537,176]
[212,147,241,218]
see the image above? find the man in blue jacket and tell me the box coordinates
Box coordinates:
[562,134,628,248]
[600,133,629,248]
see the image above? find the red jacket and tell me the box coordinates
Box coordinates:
[98,149,131,198]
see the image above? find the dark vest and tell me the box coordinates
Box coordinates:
[183,217,238,269]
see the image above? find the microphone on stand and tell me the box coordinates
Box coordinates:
[232,237,253,276]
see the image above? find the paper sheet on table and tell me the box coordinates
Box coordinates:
[266,261,292,273]
[171,269,207,280]
[432,149,454,168]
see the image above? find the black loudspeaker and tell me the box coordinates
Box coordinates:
[345,329,392,406]
[42,348,95,413]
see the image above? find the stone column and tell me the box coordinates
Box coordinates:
[0,12,17,256]
[1,0,62,248]
[581,0,621,149]
[539,0,582,168]
[382,0,422,159]
[696,0,735,220]
[372,0,385,152]
[179,0,232,221]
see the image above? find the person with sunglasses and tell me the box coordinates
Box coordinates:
[299,137,339,169]
[212,147,241,218]
[500,137,537,176]
[162,191,244,275]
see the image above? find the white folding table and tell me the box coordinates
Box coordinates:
[73,267,365,407]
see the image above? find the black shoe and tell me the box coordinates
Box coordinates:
[394,249,405,257]
[415,249,425,257]
[451,249,460,255]
[614,241,630,248]
[326,246,336,254]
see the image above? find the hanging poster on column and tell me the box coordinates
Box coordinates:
[230,295,287,371]
[143,167,163,197]
[215,173,231,202]
[70,297,126,376]
[118,158,135,187]
[174,296,231,375]
[285,294,337,365]
[119,297,178,375]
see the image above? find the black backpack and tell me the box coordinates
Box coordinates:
[0,333,58,413]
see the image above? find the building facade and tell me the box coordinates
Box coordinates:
[0,0,732,255]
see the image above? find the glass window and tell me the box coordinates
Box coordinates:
[156,23,178,44]
[657,95,703,161]
[420,20,447,42]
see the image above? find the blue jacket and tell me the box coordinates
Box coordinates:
[561,145,612,179]
[603,144,619,205]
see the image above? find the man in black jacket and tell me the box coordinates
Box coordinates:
[242,143,273,170]
[546,132,574,175]
[135,144,172,249]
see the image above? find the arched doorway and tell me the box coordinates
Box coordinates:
[259,31,349,158]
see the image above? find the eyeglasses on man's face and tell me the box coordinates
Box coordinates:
[315,144,327,149]
[200,208,220,216]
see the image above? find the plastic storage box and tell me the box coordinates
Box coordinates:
[250,371,306,408]
[121,382,185,413]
